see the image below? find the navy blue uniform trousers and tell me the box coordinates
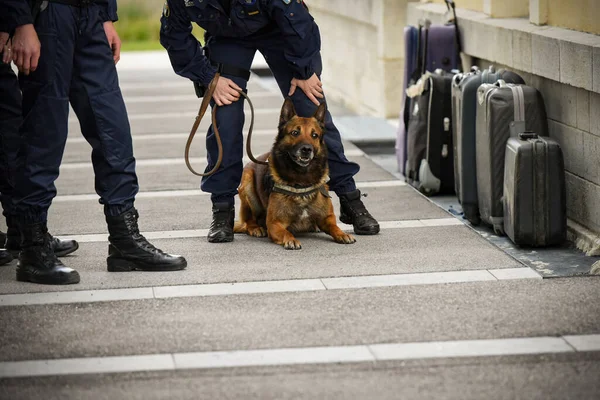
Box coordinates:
[0,61,22,218]
[13,3,138,224]
[202,32,360,205]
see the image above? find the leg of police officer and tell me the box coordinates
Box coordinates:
[12,3,82,284]
[0,55,79,262]
[202,36,256,243]
[0,60,19,266]
[258,41,380,235]
[67,3,186,272]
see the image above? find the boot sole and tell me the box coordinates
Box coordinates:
[339,216,380,235]
[107,257,188,272]
[16,270,80,285]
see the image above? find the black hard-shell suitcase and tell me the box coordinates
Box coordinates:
[451,67,525,224]
[503,132,567,246]
[406,69,456,195]
[475,80,548,235]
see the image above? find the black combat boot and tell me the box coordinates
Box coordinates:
[5,216,78,258]
[207,202,235,243]
[339,189,380,235]
[105,207,187,272]
[16,222,80,285]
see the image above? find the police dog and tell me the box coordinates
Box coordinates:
[233,98,356,250]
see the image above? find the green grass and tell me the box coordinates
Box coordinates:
[115,2,204,52]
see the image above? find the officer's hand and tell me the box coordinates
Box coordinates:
[11,24,40,75]
[213,76,242,106]
[0,32,11,64]
[289,73,324,106]
[103,22,121,64]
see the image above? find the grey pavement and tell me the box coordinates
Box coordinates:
[1,52,599,399]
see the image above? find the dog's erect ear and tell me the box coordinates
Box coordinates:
[313,102,327,125]
[279,97,297,125]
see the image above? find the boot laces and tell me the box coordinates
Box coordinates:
[344,194,370,217]
[124,212,165,255]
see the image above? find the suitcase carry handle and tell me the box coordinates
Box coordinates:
[495,79,508,88]
[519,132,539,140]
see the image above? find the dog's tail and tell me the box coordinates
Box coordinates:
[233,221,247,234]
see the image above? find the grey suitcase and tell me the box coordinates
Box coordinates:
[451,67,525,225]
[475,80,548,235]
[504,132,566,246]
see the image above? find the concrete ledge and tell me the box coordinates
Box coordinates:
[407,2,600,93]
[567,219,600,257]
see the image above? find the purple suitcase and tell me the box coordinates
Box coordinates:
[396,20,461,176]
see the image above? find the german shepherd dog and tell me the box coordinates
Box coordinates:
[234,98,356,250]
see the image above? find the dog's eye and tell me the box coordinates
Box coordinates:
[290,130,300,137]
[311,132,319,139]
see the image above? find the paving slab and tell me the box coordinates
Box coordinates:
[52,155,397,195]
[40,186,447,235]
[63,131,283,163]
[0,278,599,361]
[0,225,521,294]
[2,356,599,400]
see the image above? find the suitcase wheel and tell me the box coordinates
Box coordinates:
[493,223,505,236]
[463,206,481,226]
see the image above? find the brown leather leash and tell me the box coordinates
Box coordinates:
[184,72,268,177]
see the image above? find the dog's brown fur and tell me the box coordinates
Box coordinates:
[234,98,356,250]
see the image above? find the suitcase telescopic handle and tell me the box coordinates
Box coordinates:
[519,132,539,140]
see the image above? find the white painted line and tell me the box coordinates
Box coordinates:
[68,108,279,123]
[321,270,496,290]
[369,336,573,361]
[57,218,462,243]
[420,218,464,226]
[488,267,542,280]
[0,354,175,378]
[174,345,374,370]
[53,180,407,202]
[0,267,535,307]
[344,149,364,157]
[563,334,600,352]
[153,279,326,299]
[0,288,155,307]
[1,335,593,378]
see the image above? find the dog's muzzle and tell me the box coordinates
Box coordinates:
[290,144,314,167]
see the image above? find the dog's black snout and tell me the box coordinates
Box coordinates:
[299,145,313,156]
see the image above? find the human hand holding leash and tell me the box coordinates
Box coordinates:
[289,73,324,106]
[1,32,11,64]
[11,24,40,75]
[103,22,121,64]
[212,76,242,106]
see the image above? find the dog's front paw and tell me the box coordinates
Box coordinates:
[248,227,267,237]
[334,233,356,244]
[283,239,302,250]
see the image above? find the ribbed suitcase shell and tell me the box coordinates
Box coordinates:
[451,68,525,225]
[475,82,548,235]
[503,134,566,246]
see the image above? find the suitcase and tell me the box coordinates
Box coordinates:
[396,17,461,177]
[451,66,525,225]
[475,80,549,235]
[503,132,567,247]
[406,68,456,196]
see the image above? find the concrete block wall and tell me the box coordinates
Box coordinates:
[306,0,409,119]
[407,2,600,250]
